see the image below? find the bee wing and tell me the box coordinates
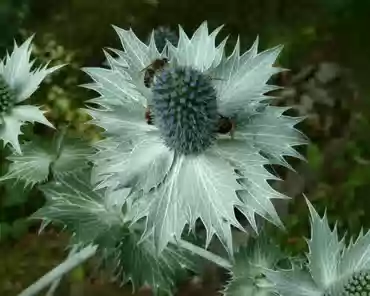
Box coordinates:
[140,65,151,72]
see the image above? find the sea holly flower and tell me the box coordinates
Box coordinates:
[84,21,307,255]
[0,36,63,153]
[264,198,370,296]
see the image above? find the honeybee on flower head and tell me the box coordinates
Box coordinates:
[142,58,169,125]
[217,114,236,138]
[142,59,235,138]
[141,58,169,88]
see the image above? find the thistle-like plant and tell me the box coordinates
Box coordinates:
[263,198,370,296]
[84,21,307,256]
[13,22,320,296]
[0,36,63,153]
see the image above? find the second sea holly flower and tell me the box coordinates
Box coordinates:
[0,36,63,153]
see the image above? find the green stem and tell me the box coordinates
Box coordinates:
[48,124,70,182]
[176,238,232,270]
[18,245,97,296]
[55,124,69,159]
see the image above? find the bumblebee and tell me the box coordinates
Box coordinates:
[142,58,169,88]
[217,115,235,137]
[145,106,153,125]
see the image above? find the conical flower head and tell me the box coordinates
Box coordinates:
[324,270,370,296]
[152,66,218,154]
[0,75,16,115]
[84,21,307,255]
[0,36,64,153]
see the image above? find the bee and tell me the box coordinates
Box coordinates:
[145,106,153,125]
[217,115,235,138]
[141,58,169,88]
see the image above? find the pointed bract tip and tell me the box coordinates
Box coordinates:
[253,35,260,47]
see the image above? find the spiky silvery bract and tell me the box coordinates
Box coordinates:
[152,66,218,154]
[0,75,16,115]
[0,36,63,153]
[83,21,307,255]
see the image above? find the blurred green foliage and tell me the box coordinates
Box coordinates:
[272,107,370,255]
[0,0,29,55]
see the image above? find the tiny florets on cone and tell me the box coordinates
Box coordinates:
[324,270,370,296]
[342,270,370,296]
[152,66,218,155]
[0,75,16,116]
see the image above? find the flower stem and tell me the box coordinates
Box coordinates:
[176,238,232,270]
[18,245,97,296]
[45,245,79,296]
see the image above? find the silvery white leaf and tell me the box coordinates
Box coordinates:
[236,106,307,169]
[113,25,162,73]
[213,38,283,116]
[142,153,244,255]
[93,132,174,193]
[82,67,146,106]
[0,140,53,186]
[0,135,93,186]
[85,102,154,138]
[0,105,53,154]
[264,267,322,296]
[224,233,283,296]
[213,139,285,231]
[52,138,94,177]
[33,172,123,243]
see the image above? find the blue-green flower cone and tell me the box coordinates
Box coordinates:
[0,75,16,115]
[325,270,370,296]
[152,66,218,155]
